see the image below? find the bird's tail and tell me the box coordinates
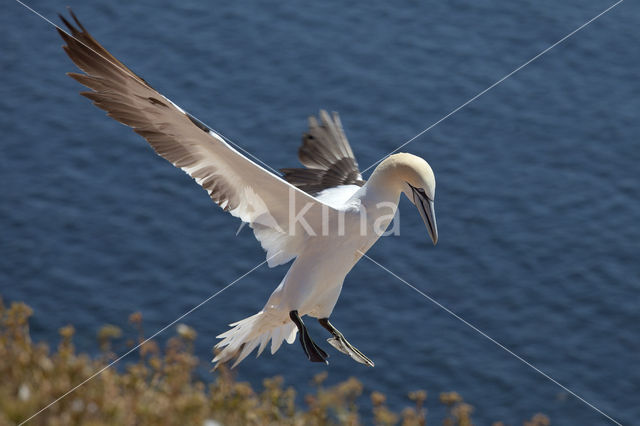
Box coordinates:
[212,311,298,369]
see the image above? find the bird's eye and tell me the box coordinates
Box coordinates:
[413,187,427,196]
[407,182,429,198]
[409,184,432,201]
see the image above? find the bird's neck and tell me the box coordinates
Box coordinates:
[360,157,406,206]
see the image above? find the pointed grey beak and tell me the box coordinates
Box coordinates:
[411,186,438,245]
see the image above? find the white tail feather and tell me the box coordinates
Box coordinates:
[212,311,297,369]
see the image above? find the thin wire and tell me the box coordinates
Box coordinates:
[358,251,622,426]
[13,0,282,177]
[216,131,282,176]
[19,254,276,425]
[360,0,624,174]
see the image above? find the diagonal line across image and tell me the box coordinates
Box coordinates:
[10,0,627,424]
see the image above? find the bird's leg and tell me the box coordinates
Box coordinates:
[318,318,374,367]
[289,310,328,364]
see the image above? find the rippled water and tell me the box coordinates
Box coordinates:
[2,1,639,424]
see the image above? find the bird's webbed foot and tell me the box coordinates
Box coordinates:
[289,310,328,364]
[319,318,374,367]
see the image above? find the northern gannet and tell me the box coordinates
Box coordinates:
[56,11,438,368]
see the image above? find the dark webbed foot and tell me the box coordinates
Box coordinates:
[289,310,328,364]
[319,318,374,367]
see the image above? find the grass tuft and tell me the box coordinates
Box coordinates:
[0,295,547,425]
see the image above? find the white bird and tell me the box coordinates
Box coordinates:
[56,11,438,369]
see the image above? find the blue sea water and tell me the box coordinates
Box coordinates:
[2,0,639,424]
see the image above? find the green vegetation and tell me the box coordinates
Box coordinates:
[0,296,549,425]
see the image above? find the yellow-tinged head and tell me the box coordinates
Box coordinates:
[371,153,438,245]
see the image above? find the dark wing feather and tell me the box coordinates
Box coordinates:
[281,110,364,195]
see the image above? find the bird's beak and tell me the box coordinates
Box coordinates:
[411,187,438,245]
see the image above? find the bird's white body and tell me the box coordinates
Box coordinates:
[269,153,427,316]
[215,156,428,367]
[270,183,398,317]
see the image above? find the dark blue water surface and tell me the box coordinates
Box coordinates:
[2,1,639,424]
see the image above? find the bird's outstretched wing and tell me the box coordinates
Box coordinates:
[56,10,332,266]
[281,110,365,195]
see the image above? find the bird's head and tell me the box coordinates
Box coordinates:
[384,153,438,245]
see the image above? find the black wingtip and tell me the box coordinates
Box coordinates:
[68,7,87,32]
[58,13,76,34]
[55,25,67,39]
[58,8,85,35]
